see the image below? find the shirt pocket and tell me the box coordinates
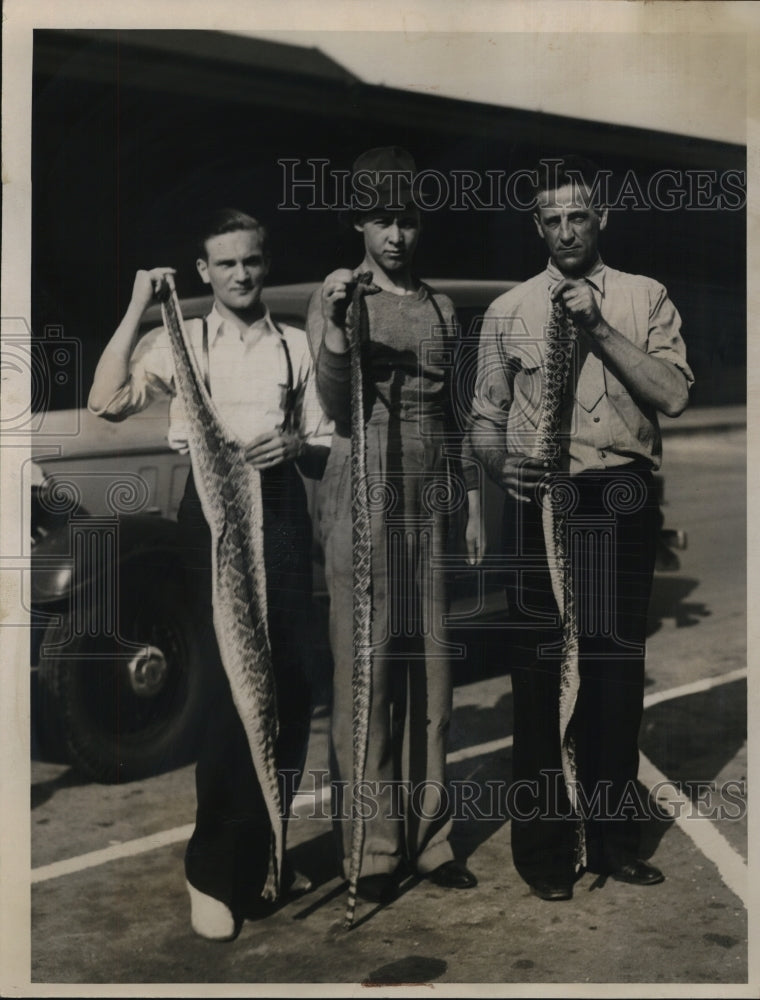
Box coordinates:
[603,368,629,399]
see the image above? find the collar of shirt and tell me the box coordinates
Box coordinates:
[206,302,280,350]
[546,257,607,297]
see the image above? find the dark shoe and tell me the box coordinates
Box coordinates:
[427,860,478,889]
[356,873,399,905]
[530,879,573,902]
[609,858,664,886]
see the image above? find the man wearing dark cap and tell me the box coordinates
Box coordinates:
[468,155,693,901]
[306,147,482,903]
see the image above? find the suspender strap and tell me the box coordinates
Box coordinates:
[201,317,211,393]
[422,283,450,334]
[271,318,296,431]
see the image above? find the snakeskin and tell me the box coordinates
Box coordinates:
[161,280,283,901]
[535,299,586,869]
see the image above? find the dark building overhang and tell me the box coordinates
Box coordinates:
[34,28,743,171]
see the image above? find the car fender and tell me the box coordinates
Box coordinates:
[31,513,189,606]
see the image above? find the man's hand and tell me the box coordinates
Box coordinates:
[244,429,303,470]
[552,277,690,417]
[551,277,602,332]
[130,268,177,312]
[321,268,381,326]
[501,454,551,503]
[320,268,357,328]
[320,269,381,355]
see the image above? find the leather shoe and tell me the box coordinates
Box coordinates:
[356,873,399,905]
[427,860,478,889]
[530,879,573,902]
[609,858,664,886]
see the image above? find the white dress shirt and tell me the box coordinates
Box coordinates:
[90,303,332,454]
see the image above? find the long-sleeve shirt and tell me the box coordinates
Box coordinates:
[90,303,331,454]
[310,282,479,490]
[468,259,694,475]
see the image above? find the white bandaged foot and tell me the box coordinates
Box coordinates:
[186,880,237,941]
[287,869,313,895]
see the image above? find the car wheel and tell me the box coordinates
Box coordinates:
[36,578,206,783]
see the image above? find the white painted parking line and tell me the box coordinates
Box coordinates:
[31,824,194,884]
[642,667,747,709]
[32,668,747,889]
[447,735,513,764]
[638,752,748,908]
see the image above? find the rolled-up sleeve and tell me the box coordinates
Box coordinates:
[647,284,695,387]
[465,307,530,482]
[468,310,518,433]
[88,326,175,422]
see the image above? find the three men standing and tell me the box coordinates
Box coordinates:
[87,149,690,937]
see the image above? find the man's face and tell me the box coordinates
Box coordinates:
[354,208,421,273]
[196,229,270,313]
[533,183,608,277]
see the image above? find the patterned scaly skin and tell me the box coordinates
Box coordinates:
[161,281,283,901]
[343,273,375,930]
[534,299,586,869]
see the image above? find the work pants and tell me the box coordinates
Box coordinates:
[319,427,456,879]
[180,465,313,914]
[506,467,658,885]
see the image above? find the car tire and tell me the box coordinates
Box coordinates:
[36,577,207,783]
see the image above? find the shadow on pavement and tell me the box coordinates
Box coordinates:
[639,679,746,794]
[636,780,676,859]
[363,955,448,985]
[31,766,90,809]
[286,830,342,894]
[647,575,711,636]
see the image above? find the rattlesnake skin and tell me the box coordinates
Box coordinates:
[343,274,375,929]
[161,281,283,901]
[534,299,586,870]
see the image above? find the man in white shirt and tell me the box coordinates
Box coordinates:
[89,209,325,940]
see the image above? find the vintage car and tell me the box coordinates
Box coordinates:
[31,280,685,782]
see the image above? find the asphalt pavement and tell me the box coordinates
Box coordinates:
[24,414,751,995]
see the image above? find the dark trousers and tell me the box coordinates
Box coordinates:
[179,465,313,914]
[505,468,658,885]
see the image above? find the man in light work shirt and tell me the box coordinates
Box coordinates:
[467,156,693,901]
[89,208,327,939]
